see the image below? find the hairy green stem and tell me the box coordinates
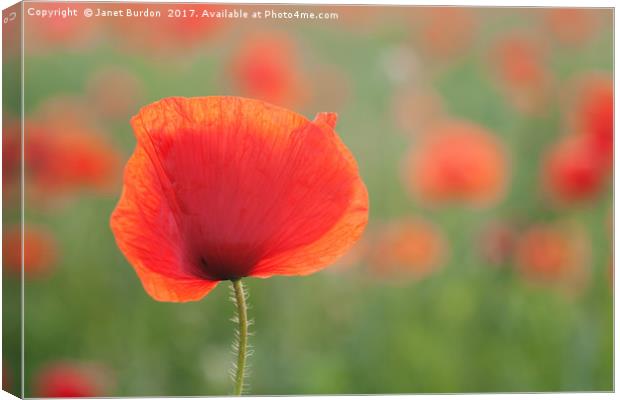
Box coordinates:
[231,279,249,396]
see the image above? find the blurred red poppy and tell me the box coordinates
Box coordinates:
[404,120,508,207]
[3,225,57,278]
[34,362,112,398]
[572,74,613,168]
[110,97,368,302]
[490,33,552,114]
[230,32,309,108]
[514,222,590,293]
[367,219,446,281]
[542,134,608,205]
[25,121,121,196]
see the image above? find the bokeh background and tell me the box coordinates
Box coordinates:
[2,3,614,396]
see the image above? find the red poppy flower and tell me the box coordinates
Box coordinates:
[110,97,368,302]
[367,219,446,281]
[572,74,613,168]
[25,122,121,196]
[34,362,112,398]
[403,120,508,207]
[542,134,608,204]
[3,225,57,278]
[514,222,590,293]
[230,33,309,108]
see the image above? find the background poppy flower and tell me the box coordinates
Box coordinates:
[25,122,121,196]
[489,33,552,114]
[3,225,57,278]
[230,33,309,108]
[403,120,509,207]
[34,361,112,398]
[111,96,368,302]
[542,134,608,205]
[543,8,598,46]
[514,222,590,294]
[571,74,613,168]
[415,8,477,61]
[367,219,447,281]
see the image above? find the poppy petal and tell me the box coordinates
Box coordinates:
[126,96,368,282]
[110,147,218,302]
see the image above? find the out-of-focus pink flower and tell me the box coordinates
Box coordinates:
[230,32,309,108]
[3,225,57,278]
[367,219,447,281]
[34,361,113,398]
[403,120,509,207]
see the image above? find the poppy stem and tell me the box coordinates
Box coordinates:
[231,279,249,395]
